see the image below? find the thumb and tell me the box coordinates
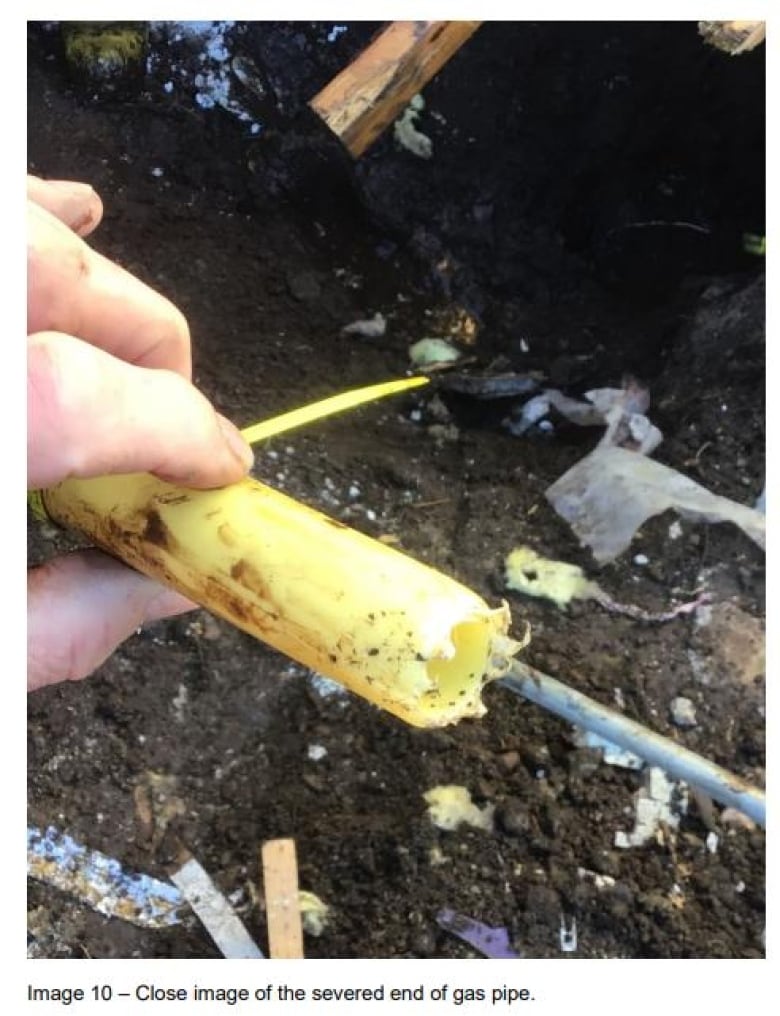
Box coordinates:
[28,331,254,489]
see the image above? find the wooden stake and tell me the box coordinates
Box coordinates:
[310,21,481,158]
[261,838,304,959]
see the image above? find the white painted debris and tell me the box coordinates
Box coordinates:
[170,856,264,958]
[560,916,577,953]
[408,337,462,366]
[577,867,616,889]
[394,94,433,159]
[573,728,644,769]
[512,393,551,433]
[327,25,348,43]
[27,825,184,928]
[705,831,719,854]
[307,671,349,699]
[341,312,387,339]
[171,682,188,722]
[307,744,327,762]
[633,553,649,566]
[423,785,495,832]
[670,696,698,728]
[615,767,688,848]
[148,22,260,133]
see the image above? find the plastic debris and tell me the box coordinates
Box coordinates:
[408,337,462,367]
[546,446,766,563]
[615,767,688,848]
[423,785,495,832]
[670,696,698,728]
[705,831,720,854]
[509,377,661,453]
[436,909,522,959]
[171,855,264,959]
[505,544,707,622]
[27,825,185,929]
[340,312,387,339]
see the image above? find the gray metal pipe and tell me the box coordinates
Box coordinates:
[500,661,765,827]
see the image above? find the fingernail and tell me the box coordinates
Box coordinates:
[217,414,254,473]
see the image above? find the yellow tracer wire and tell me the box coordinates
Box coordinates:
[240,376,429,445]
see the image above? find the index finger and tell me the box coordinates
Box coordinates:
[27,200,192,378]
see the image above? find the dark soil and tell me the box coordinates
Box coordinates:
[27,22,765,959]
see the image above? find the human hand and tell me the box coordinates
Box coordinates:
[27,175,254,691]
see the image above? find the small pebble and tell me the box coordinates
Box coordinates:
[496,798,532,837]
[670,696,698,728]
[497,750,520,773]
[411,929,438,956]
[719,807,756,832]
[633,553,649,566]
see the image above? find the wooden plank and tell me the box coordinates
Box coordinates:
[310,21,481,158]
[261,838,304,959]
